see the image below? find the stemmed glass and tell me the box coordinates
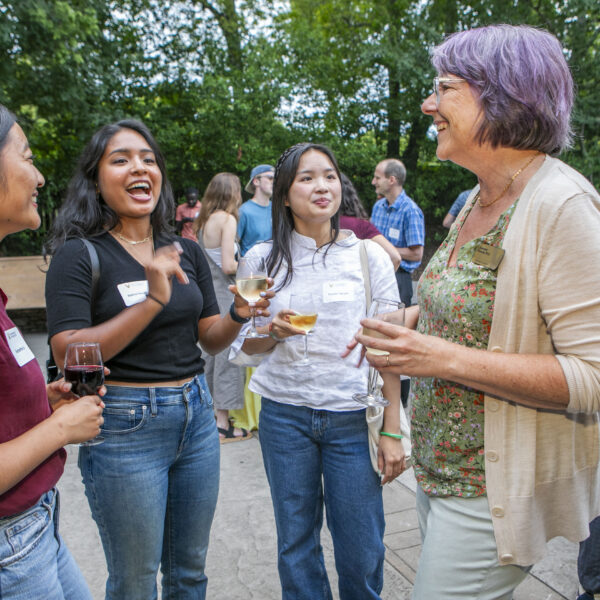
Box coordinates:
[353,298,405,407]
[236,256,269,338]
[64,342,105,446]
[289,293,318,366]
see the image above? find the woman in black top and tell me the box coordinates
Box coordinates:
[45,120,270,600]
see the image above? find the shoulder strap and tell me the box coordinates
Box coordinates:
[80,238,100,305]
[359,240,372,310]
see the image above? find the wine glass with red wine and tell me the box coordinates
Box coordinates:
[64,342,105,446]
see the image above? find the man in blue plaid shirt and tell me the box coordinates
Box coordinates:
[370,159,425,307]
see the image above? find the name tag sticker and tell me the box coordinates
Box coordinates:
[5,327,35,367]
[472,243,505,270]
[323,281,355,303]
[388,227,400,240]
[117,280,149,307]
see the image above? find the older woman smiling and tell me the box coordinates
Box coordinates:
[356,24,600,599]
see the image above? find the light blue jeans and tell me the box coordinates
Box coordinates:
[0,489,91,600]
[413,487,530,599]
[259,398,385,600]
[78,374,220,600]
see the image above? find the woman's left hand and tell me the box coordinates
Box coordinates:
[378,435,407,484]
[47,369,109,412]
[228,277,275,320]
[356,318,453,378]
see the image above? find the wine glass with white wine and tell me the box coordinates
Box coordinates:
[289,292,318,366]
[353,298,405,407]
[236,256,269,338]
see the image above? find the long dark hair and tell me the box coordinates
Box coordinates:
[267,142,341,290]
[0,105,17,180]
[45,119,174,256]
[340,173,368,219]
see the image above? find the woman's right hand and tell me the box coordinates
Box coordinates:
[270,309,309,340]
[51,395,105,445]
[145,241,189,305]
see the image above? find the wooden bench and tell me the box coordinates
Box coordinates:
[0,256,48,309]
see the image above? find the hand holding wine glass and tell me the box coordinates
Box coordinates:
[236,256,269,338]
[64,342,105,446]
[353,298,405,407]
[289,293,318,366]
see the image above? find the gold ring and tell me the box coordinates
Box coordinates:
[385,354,390,367]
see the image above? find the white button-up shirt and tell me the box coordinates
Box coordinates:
[234,230,399,411]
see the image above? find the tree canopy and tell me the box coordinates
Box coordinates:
[0,0,598,254]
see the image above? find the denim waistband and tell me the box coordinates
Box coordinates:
[0,489,55,525]
[104,373,208,405]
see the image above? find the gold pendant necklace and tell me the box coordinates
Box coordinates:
[477,152,540,208]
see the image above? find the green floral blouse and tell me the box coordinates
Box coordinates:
[411,197,518,498]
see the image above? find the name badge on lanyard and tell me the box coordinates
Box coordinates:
[472,243,505,270]
[5,327,35,367]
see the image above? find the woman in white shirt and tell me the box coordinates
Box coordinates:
[239,143,406,599]
[194,173,250,441]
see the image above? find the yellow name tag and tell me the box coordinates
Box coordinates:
[472,243,505,270]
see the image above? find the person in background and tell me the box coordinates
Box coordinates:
[443,188,472,228]
[339,173,400,271]
[370,159,425,307]
[238,164,274,256]
[0,103,104,600]
[44,119,270,600]
[175,186,201,240]
[194,173,251,442]
[237,143,405,599]
[355,24,600,599]
[577,516,600,600]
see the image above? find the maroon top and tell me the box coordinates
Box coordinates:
[0,288,65,517]
[340,215,381,240]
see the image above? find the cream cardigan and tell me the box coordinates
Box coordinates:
[476,156,600,566]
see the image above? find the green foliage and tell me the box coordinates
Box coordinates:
[0,0,598,255]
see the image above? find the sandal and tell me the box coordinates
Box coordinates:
[217,422,252,444]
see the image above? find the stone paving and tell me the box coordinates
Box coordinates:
[25,332,580,599]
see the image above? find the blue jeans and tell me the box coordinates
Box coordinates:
[0,489,91,600]
[578,516,600,597]
[78,374,220,600]
[259,398,385,600]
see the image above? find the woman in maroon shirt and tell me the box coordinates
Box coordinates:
[0,104,104,599]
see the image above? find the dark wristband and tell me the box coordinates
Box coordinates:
[229,302,250,324]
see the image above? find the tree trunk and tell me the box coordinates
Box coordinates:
[386,67,401,157]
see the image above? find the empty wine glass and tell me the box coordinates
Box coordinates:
[353,298,405,407]
[289,293,318,366]
[64,342,105,446]
[236,256,269,338]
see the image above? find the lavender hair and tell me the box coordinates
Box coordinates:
[432,24,574,155]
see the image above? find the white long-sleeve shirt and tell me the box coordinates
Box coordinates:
[234,230,399,411]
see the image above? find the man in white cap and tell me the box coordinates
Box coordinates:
[238,164,274,256]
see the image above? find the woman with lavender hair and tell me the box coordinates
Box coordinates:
[351,25,600,598]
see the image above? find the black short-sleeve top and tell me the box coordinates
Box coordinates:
[45,232,220,382]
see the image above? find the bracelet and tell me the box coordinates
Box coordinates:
[147,293,167,309]
[229,302,250,324]
[380,431,403,440]
[268,322,284,342]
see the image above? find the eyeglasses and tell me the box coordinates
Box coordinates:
[433,77,467,105]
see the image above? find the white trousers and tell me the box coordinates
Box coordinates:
[412,487,530,600]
